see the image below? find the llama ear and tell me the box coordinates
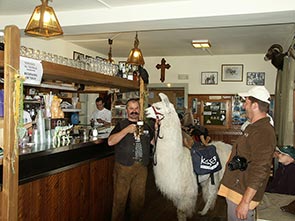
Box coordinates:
[159,93,170,108]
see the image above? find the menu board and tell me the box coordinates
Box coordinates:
[203,101,227,126]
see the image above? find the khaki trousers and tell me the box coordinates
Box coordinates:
[226,198,256,221]
[111,162,148,221]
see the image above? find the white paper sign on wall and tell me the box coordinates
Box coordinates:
[20,56,43,85]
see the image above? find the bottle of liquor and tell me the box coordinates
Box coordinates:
[133,71,138,81]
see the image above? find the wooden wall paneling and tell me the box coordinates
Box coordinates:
[90,156,114,221]
[36,175,60,221]
[18,163,92,221]
[79,163,91,220]
[209,129,242,145]
[58,164,89,220]
[18,157,114,220]
[18,182,32,220]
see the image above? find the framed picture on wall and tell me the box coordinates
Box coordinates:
[176,97,184,109]
[201,100,230,129]
[201,71,218,85]
[246,72,265,85]
[221,64,243,82]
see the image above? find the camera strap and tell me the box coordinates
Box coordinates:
[235,144,239,155]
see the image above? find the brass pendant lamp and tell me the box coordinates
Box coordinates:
[25,0,63,37]
[127,32,145,66]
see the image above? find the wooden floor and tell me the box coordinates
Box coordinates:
[140,165,227,221]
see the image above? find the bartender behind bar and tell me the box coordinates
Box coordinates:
[90,97,111,127]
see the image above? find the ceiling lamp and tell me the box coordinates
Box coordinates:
[127,32,145,66]
[107,38,114,63]
[192,40,211,48]
[25,0,63,37]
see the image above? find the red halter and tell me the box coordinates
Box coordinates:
[151,105,165,121]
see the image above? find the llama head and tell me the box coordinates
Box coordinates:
[181,108,195,127]
[145,93,176,120]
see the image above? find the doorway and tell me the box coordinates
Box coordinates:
[147,83,188,115]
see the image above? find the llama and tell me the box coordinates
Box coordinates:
[145,93,232,220]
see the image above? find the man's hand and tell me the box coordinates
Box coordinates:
[124,124,137,134]
[108,124,137,146]
[236,201,250,220]
[236,187,257,220]
[97,118,104,124]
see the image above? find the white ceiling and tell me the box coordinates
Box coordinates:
[1,0,295,58]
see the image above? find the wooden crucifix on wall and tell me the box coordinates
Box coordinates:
[156,58,171,82]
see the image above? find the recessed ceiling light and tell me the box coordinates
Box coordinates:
[192,40,211,48]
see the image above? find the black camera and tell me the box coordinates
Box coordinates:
[228,155,248,171]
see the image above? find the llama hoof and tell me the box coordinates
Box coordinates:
[177,209,187,221]
[198,210,207,216]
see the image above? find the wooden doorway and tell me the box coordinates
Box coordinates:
[147,83,187,115]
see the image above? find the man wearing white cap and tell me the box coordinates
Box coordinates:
[218,86,276,221]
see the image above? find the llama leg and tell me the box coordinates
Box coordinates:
[177,209,187,221]
[199,173,220,215]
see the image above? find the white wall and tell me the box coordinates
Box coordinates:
[21,37,277,95]
[21,36,105,60]
[143,55,277,95]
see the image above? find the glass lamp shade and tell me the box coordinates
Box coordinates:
[25,0,63,37]
[127,48,145,66]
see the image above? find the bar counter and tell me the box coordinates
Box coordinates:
[17,136,114,184]
[10,135,115,220]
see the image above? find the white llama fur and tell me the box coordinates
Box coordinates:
[146,93,232,220]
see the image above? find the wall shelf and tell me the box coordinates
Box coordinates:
[0,51,139,92]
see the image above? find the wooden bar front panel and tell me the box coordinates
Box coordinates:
[18,156,114,221]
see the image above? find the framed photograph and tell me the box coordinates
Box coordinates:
[232,95,247,125]
[201,71,218,85]
[246,72,265,85]
[221,64,243,82]
[73,51,84,60]
[176,97,184,109]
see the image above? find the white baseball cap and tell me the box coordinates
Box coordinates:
[238,86,270,104]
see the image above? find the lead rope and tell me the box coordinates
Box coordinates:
[151,105,164,166]
[152,124,162,166]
